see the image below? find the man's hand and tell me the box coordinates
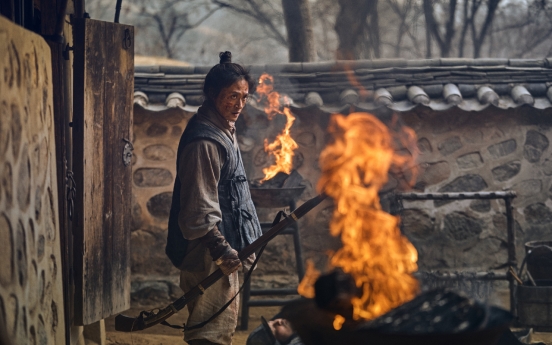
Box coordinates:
[215,249,242,275]
[201,226,242,276]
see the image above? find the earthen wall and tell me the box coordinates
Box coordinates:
[0,16,66,345]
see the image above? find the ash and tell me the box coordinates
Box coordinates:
[360,289,487,334]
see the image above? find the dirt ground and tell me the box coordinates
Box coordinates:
[106,305,552,345]
[105,304,282,345]
[105,292,552,345]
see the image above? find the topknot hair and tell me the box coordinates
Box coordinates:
[219,51,232,64]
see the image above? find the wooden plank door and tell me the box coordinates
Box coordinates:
[73,18,134,325]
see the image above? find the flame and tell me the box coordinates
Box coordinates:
[333,315,346,330]
[299,112,419,321]
[256,73,299,182]
[297,260,319,298]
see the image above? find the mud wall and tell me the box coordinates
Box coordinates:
[0,16,66,345]
[130,102,552,305]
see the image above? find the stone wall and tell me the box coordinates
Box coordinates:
[400,106,552,270]
[130,107,194,302]
[130,102,552,304]
[0,16,66,345]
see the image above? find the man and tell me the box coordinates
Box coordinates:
[165,51,263,345]
[247,317,304,345]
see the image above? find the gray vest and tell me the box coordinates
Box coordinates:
[166,115,262,268]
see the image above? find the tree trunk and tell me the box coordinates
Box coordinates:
[472,0,501,58]
[335,0,377,59]
[369,0,380,58]
[423,0,457,57]
[425,17,432,58]
[281,0,315,62]
[458,0,471,57]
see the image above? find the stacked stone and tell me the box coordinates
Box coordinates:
[128,107,195,304]
[400,106,552,272]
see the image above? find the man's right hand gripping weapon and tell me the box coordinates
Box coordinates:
[201,226,242,275]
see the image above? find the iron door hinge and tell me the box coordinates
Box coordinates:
[122,138,134,166]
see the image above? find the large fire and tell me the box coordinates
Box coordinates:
[298,112,419,321]
[256,73,299,182]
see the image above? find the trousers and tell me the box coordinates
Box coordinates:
[180,245,240,345]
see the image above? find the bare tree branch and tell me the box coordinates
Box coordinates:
[133,1,219,58]
[388,0,423,58]
[211,0,288,46]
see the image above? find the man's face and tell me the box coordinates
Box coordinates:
[214,78,249,123]
[268,318,294,342]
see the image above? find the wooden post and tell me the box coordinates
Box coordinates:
[41,0,73,342]
[73,18,134,325]
[505,196,517,315]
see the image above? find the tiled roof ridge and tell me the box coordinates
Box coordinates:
[136,57,552,75]
[134,57,552,113]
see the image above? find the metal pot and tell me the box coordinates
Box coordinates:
[525,241,552,281]
[249,186,306,208]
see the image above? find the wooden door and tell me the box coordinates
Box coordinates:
[73,18,134,325]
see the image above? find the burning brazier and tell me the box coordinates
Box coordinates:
[250,170,306,208]
[281,280,513,345]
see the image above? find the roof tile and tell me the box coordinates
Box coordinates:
[193,65,212,74]
[159,65,195,74]
[135,65,160,73]
[301,61,337,73]
[371,59,407,68]
[509,59,545,67]
[386,85,408,100]
[526,83,548,96]
[265,63,302,73]
[472,58,509,66]
[422,84,444,98]
[406,59,440,67]
[440,58,474,66]
[134,58,552,112]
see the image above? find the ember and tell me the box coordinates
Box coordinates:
[250,170,304,189]
[298,112,419,321]
[255,73,299,182]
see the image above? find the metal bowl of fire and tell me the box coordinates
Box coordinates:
[249,187,306,208]
[281,271,513,345]
[249,170,306,208]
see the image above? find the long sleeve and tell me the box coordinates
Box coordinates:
[177,139,225,240]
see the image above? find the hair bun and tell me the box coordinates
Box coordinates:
[219,51,232,64]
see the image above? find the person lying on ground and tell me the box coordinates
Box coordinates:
[246,316,304,345]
